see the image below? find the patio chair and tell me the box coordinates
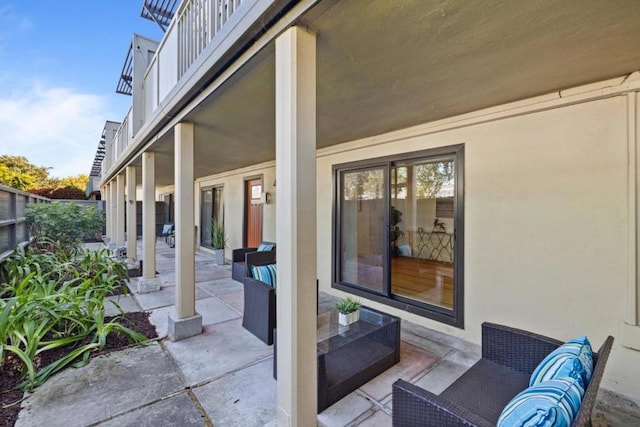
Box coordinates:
[392,322,614,427]
[242,259,276,345]
[160,223,175,248]
[231,242,276,282]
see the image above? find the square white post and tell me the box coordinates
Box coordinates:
[275,26,317,425]
[104,183,111,241]
[138,152,161,293]
[168,122,202,341]
[126,166,138,264]
[116,173,126,246]
[109,181,117,248]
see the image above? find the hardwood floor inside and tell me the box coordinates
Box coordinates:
[391,256,454,309]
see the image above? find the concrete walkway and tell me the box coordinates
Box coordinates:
[15,242,640,426]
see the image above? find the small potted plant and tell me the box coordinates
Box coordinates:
[336,297,361,326]
[211,220,228,265]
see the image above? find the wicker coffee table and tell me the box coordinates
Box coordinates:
[274,306,400,412]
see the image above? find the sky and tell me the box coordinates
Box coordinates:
[0,1,164,178]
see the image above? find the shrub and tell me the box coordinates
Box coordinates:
[25,203,105,247]
[50,186,86,200]
[0,243,142,391]
[27,186,87,200]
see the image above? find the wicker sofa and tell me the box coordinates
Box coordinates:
[392,322,614,427]
[231,242,276,282]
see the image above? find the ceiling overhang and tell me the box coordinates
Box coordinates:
[128,0,640,187]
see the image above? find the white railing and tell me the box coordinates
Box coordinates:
[108,0,257,176]
[177,0,244,79]
[144,56,158,121]
[115,108,132,158]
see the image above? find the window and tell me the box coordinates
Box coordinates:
[200,186,224,248]
[333,145,464,327]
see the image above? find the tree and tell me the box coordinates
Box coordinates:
[0,163,35,190]
[57,174,89,191]
[0,155,53,190]
[0,155,89,194]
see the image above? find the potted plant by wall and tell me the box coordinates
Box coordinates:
[211,220,227,265]
[336,297,361,326]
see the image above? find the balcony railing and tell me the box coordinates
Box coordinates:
[104,0,263,180]
[116,108,133,158]
[177,0,244,79]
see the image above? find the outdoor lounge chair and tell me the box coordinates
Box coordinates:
[242,256,277,345]
[231,242,276,282]
[243,276,276,345]
[392,322,614,427]
[160,223,175,248]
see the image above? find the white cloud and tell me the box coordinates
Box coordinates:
[0,80,111,178]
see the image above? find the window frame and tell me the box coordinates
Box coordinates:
[200,184,224,249]
[332,144,465,328]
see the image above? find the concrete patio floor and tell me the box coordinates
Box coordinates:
[14,241,640,426]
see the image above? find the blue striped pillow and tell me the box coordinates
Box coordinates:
[497,378,585,427]
[257,243,274,252]
[530,336,593,388]
[250,264,277,288]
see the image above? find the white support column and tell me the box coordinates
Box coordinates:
[168,122,202,341]
[126,166,138,264]
[116,173,126,247]
[275,26,317,425]
[138,152,161,293]
[109,181,118,248]
[104,184,111,242]
[623,90,640,349]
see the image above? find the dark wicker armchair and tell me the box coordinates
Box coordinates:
[231,242,276,282]
[242,276,276,345]
[392,322,614,427]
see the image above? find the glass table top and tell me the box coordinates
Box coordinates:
[316,306,396,354]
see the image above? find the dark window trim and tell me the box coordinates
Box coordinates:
[200,185,225,249]
[332,144,465,328]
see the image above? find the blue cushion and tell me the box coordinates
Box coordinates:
[250,264,277,288]
[497,378,585,427]
[257,243,274,252]
[530,336,593,388]
[161,224,173,235]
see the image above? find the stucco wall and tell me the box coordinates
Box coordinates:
[316,95,640,400]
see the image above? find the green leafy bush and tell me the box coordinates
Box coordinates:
[25,202,104,247]
[0,243,143,391]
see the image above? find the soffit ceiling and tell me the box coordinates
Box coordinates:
[148,0,640,186]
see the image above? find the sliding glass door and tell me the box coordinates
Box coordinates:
[390,158,455,310]
[200,186,224,248]
[334,146,463,327]
[339,166,388,294]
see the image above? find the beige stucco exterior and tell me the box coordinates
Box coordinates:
[189,81,640,401]
[316,90,640,399]
[93,1,640,417]
[195,161,277,260]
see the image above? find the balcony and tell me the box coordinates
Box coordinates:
[102,0,294,182]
